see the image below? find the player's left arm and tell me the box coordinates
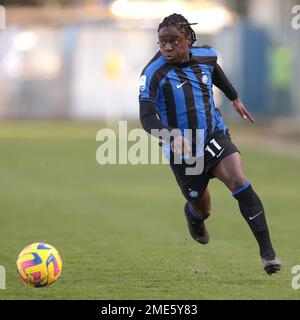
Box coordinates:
[212,63,255,123]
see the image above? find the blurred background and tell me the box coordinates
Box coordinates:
[1,1,300,300]
[0,0,299,124]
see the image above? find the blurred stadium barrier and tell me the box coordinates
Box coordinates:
[0,0,299,122]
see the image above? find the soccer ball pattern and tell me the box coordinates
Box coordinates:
[16,243,62,288]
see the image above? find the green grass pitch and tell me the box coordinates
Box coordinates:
[0,121,299,299]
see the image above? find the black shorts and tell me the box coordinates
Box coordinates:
[169,129,239,204]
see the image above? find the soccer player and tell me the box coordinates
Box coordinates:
[139,13,281,275]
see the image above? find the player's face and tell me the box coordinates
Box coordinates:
[158,26,191,64]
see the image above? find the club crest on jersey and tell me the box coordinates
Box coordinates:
[202,74,209,84]
[139,75,146,92]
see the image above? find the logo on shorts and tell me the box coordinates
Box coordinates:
[189,190,198,198]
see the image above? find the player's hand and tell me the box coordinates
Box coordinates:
[171,135,190,156]
[232,98,255,123]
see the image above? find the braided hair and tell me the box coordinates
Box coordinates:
[158,13,197,46]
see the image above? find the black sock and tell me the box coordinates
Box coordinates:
[233,183,276,260]
[184,202,205,223]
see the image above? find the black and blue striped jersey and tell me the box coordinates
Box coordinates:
[139,46,237,143]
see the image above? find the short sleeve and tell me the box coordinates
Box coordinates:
[190,46,218,66]
[138,69,159,102]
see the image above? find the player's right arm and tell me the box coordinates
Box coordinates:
[139,68,189,155]
[139,100,175,137]
[139,100,190,155]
